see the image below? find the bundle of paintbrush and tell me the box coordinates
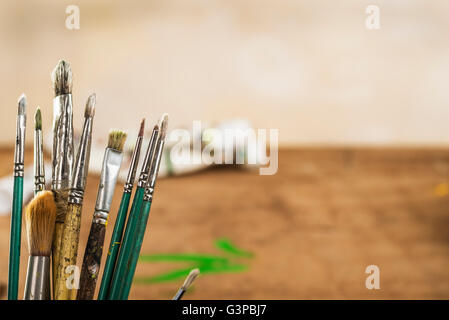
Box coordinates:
[8,59,174,300]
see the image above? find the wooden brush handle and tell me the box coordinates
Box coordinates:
[77,222,106,300]
[54,202,83,300]
[51,222,64,298]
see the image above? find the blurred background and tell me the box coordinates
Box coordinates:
[0,0,449,299]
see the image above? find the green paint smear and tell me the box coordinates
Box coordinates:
[139,253,229,264]
[135,238,253,285]
[134,264,247,284]
[215,238,253,257]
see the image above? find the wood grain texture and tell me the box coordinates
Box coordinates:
[54,202,83,300]
[1,148,449,299]
[77,222,106,300]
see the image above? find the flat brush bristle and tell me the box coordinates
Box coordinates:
[25,191,57,256]
[182,268,200,290]
[85,93,96,118]
[35,107,42,130]
[159,113,169,139]
[18,93,26,115]
[139,118,145,137]
[108,130,127,152]
[51,60,73,96]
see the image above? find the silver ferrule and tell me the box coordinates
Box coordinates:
[143,139,165,202]
[68,115,93,205]
[52,94,74,190]
[124,135,143,193]
[24,256,50,300]
[14,113,26,177]
[93,148,123,224]
[137,128,159,188]
[34,129,45,192]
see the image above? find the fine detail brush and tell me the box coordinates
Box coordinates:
[24,191,56,300]
[120,114,168,299]
[8,94,26,300]
[55,94,95,300]
[34,107,45,195]
[77,130,127,300]
[108,123,159,300]
[172,268,200,300]
[51,60,74,296]
[98,119,144,300]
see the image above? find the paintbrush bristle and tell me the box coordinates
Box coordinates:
[182,268,200,290]
[25,191,57,256]
[108,130,127,152]
[51,60,73,96]
[159,113,169,140]
[139,118,145,137]
[18,94,26,115]
[85,93,96,118]
[35,107,42,130]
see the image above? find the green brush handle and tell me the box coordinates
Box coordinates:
[120,200,152,300]
[108,187,144,300]
[8,176,23,300]
[98,191,132,300]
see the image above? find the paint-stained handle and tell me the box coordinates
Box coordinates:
[108,187,144,300]
[77,222,106,300]
[98,191,131,300]
[54,202,83,300]
[120,200,152,299]
[8,176,23,300]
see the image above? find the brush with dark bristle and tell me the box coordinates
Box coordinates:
[173,269,200,300]
[34,107,45,195]
[118,115,169,300]
[77,130,127,300]
[34,107,42,130]
[52,60,73,96]
[108,130,127,152]
[55,93,96,300]
[24,191,56,300]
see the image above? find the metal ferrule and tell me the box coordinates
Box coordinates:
[143,139,165,202]
[52,94,74,190]
[137,128,159,188]
[68,115,93,205]
[93,148,123,225]
[14,113,26,177]
[34,129,45,192]
[124,135,143,193]
[24,256,50,300]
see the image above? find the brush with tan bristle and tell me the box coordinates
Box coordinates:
[77,130,127,300]
[173,268,200,300]
[23,191,56,300]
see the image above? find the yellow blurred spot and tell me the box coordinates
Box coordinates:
[434,182,449,197]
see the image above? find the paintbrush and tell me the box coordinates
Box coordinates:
[108,123,159,300]
[77,130,127,300]
[51,60,75,296]
[24,191,56,300]
[98,119,144,300]
[120,114,168,300]
[173,268,200,300]
[34,107,45,195]
[8,94,26,300]
[54,94,95,300]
